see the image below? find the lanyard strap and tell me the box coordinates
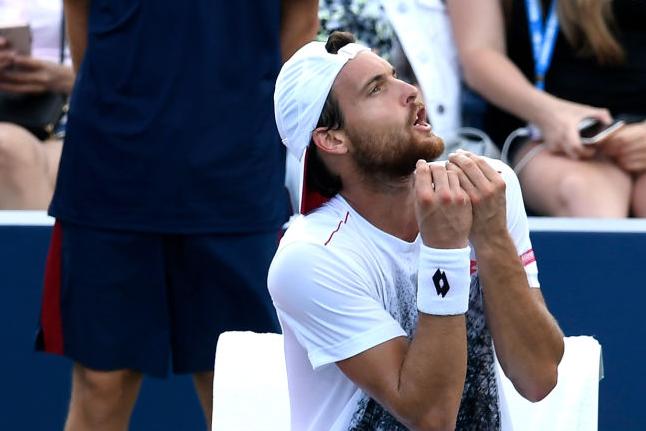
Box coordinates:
[524,0,559,90]
[59,11,66,65]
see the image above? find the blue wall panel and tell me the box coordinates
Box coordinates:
[532,231,645,431]
[0,226,204,430]
[1,221,644,430]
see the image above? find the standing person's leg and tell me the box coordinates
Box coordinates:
[514,143,632,217]
[192,371,215,426]
[65,366,143,431]
[37,222,174,430]
[0,123,61,209]
[166,231,281,428]
[631,172,646,217]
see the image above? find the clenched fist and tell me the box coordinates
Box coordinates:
[413,159,472,249]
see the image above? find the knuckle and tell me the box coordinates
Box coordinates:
[416,191,433,205]
[462,158,475,168]
[439,191,453,204]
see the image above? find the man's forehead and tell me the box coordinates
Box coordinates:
[333,50,392,92]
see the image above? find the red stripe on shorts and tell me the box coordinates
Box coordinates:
[40,222,64,354]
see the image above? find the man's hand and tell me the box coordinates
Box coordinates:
[0,36,16,71]
[446,151,507,247]
[414,159,471,249]
[0,56,74,94]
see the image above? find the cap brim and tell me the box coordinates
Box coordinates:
[285,147,331,215]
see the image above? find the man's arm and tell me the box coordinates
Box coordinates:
[280,0,319,62]
[448,152,564,402]
[63,0,90,73]
[338,162,472,431]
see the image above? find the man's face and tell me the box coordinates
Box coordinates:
[332,51,444,181]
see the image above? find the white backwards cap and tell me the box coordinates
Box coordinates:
[274,40,369,214]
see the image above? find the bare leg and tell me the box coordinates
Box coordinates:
[42,137,64,189]
[193,371,214,429]
[65,364,143,431]
[515,144,632,217]
[631,171,646,217]
[0,123,62,209]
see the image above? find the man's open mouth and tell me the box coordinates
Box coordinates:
[412,105,431,132]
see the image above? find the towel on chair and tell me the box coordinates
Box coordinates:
[497,335,602,431]
[212,331,289,431]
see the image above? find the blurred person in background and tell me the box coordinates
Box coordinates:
[0,0,73,209]
[449,0,646,217]
[35,0,318,430]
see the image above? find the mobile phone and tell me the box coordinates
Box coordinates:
[578,117,625,145]
[0,24,31,56]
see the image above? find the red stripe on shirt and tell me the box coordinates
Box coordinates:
[324,212,349,246]
[470,260,478,275]
[521,249,536,266]
[470,249,535,274]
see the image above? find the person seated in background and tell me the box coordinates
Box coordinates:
[269,31,563,431]
[448,0,646,217]
[0,0,73,210]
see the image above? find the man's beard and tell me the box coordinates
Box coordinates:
[345,109,444,185]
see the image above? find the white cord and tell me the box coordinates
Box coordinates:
[501,126,547,176]
[500,127,530,165]
[513,144,545,176]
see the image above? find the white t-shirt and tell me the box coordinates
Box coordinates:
[268,159,539,431]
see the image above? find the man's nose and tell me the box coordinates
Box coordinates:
[400,81,419,106]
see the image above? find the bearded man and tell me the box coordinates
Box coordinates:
[268,31,564,431]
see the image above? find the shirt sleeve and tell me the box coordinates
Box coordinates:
[268,241,407,370]
[492,159,540,288]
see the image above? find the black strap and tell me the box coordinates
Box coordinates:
[59,11,65,65]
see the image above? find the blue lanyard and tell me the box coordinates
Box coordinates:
[524,0,559,90]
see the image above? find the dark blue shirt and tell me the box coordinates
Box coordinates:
[50,0,289,233]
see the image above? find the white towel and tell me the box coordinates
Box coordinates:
[498,336,602,431]
[212,332,601,431]
[212,331,290,431]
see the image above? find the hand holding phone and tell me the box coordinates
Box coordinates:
[578,117,625,145]
[0,24,31,57]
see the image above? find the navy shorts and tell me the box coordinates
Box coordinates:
[36,221,280,377]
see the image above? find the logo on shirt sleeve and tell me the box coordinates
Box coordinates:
[432,269,450,298]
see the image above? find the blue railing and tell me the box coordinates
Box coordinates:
[1,213,644,430]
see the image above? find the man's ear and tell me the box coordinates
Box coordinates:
[312,127,348,155]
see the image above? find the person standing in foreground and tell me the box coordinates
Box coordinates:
[35,1,318,430]
[269,32,564,431]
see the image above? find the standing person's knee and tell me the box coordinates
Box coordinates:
[72,365,142,414]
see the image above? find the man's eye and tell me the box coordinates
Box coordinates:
[370,85,382,95]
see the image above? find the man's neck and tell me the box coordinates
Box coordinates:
[340,176,419,242]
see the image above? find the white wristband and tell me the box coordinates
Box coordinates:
[417,245,471,315]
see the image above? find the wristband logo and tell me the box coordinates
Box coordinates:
[432,269,450,298]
